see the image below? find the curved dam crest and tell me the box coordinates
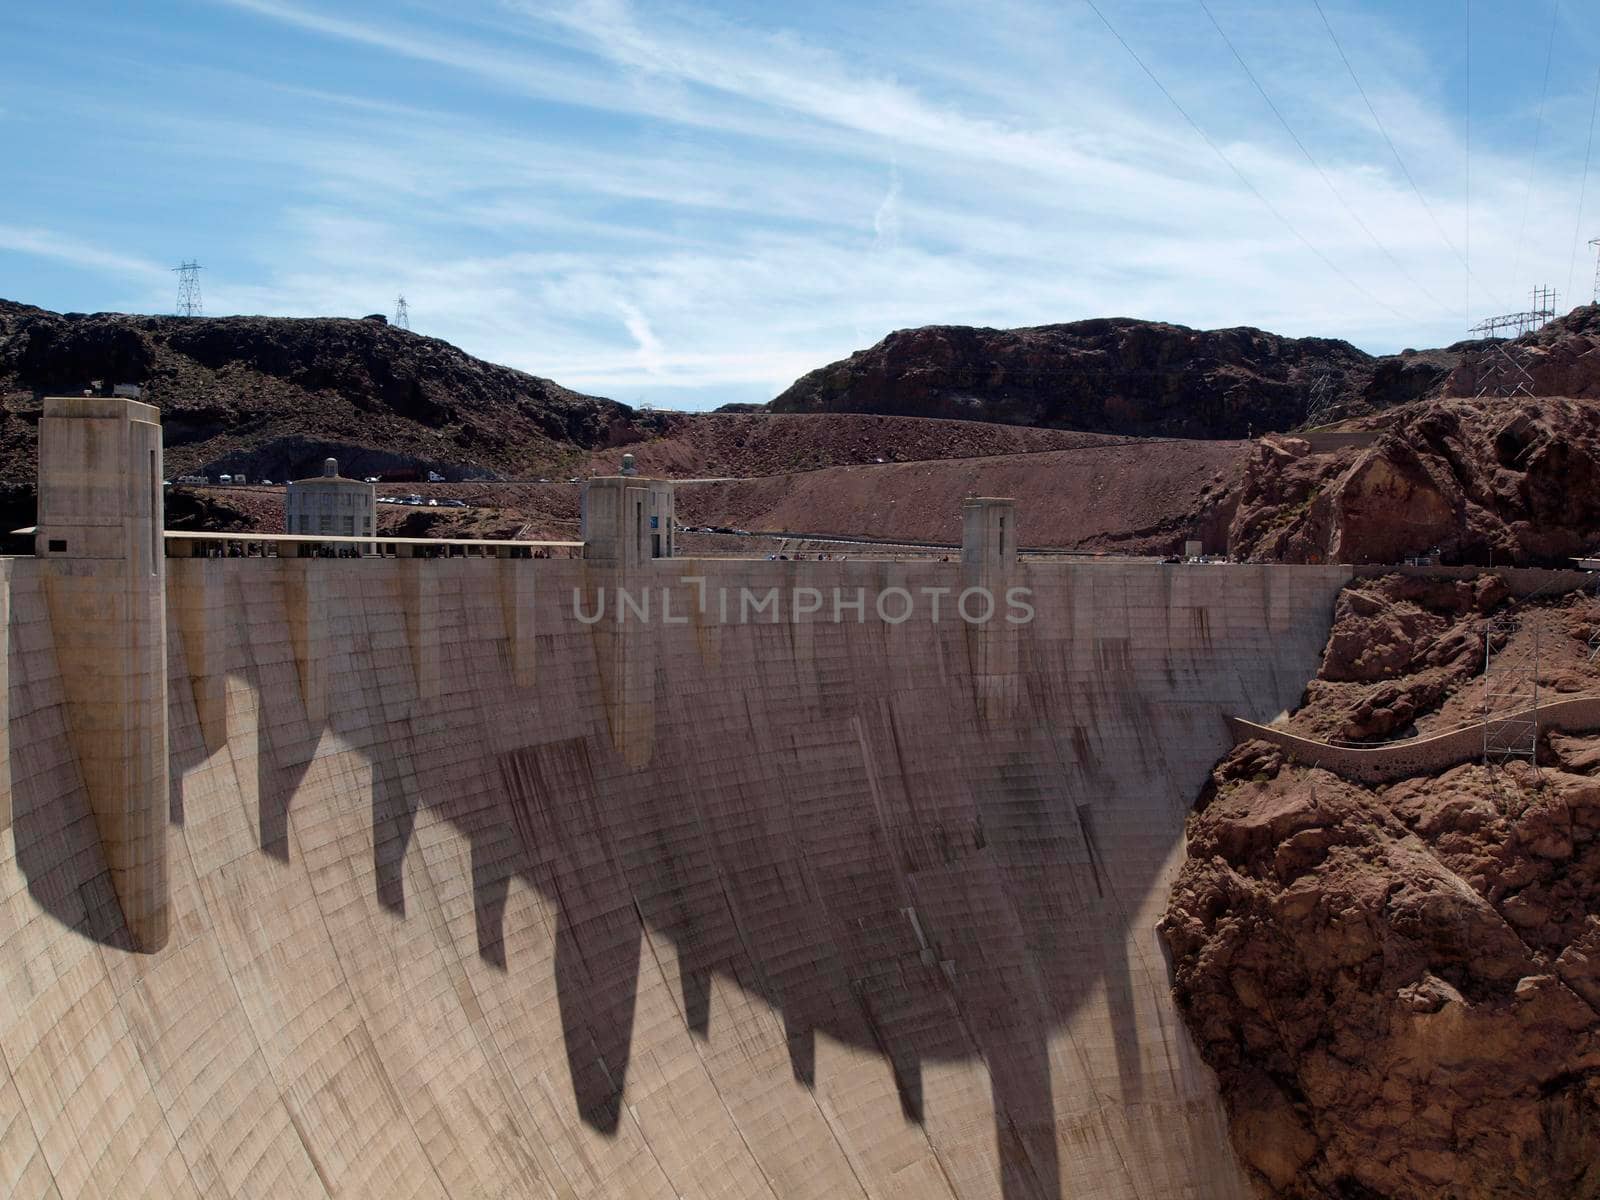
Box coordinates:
[0,393,1356,1200]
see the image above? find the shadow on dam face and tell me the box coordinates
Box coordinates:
[4,558,1349,1200]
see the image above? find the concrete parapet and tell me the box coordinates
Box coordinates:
[1229,695,1600,784]
[1299,430,1380,454]
[35,395,169,951]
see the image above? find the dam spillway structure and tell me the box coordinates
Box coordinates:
[0,397,1353,1199]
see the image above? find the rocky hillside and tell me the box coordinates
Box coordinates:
[0,299,645,482]
[1228,394,1600,566]
[1445,304,1600,400]
[1163,574,1600,1198]
[767,317,1457,438]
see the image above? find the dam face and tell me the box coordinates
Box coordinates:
[0,398,1354,1200]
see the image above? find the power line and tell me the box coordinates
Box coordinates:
[1567,66,1600,305]
[1510,0,1561,301]
[1078,0,1415,326]
[1308,0,1504,313]
[1196,0,1452,316]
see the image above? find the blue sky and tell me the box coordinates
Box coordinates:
[4,1,1600,409]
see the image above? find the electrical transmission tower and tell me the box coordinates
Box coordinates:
[394,294,410,331]
[1469,286,1558,399]
[1469,285,1559,340]
[1482,611,1539,768]
[173,261,203,317]
[1591,238,1600,304]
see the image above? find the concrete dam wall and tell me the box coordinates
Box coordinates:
[0,391,1359,1200]
[0,549,1350,1199]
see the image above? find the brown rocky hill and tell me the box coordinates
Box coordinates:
[1162,573,1600,1199]
[0,298,643,482]
[1229,394,1600,566]
[767,317,1456,437]
[1445,303,1600,399]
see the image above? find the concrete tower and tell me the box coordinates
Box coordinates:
[962,496,1020,721]
[36,395,169,951]
[579,476,675,765]
[581,476,675,567]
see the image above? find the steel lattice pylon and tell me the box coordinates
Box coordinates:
[173,261,203,318]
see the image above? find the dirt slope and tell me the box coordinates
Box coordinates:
[677,437,1248,552]
[579,412,1138,478]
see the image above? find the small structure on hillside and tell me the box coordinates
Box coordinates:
[286,457,376,546]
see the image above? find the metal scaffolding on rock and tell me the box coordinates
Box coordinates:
[1473,342,1537,399]
[1302,369,1338,428]
[1482,611,1539,767]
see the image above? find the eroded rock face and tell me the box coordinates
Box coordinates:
[0,298,642,481]
[1229,396,1600,566]
[1162,746,1600,1199]
[1285,574,1507,743]
[769,319,1383,438]
[1167,574,1600,1197]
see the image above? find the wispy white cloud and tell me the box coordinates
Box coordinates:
[9,0,1600,407]
[872,160,902,251]
[0,225,170,284]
